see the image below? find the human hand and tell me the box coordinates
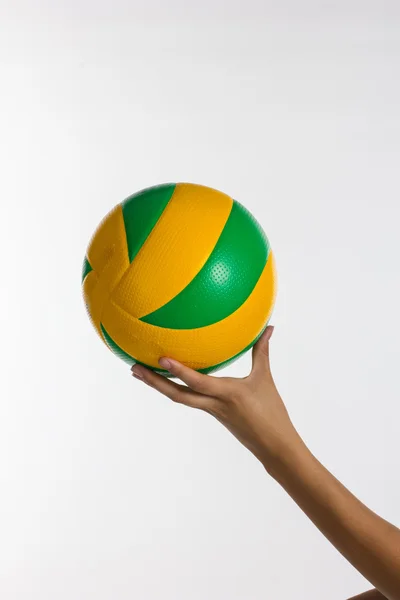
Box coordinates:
[131,326,303,467]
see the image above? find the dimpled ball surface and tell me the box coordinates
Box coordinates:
[82,183,277,374]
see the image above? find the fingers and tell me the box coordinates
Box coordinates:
[251,325,274,377]
[158,358,226,398]
[131,364,212,410]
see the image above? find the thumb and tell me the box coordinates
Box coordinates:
[251,325,274,376]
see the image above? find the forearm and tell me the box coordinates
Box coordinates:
[348,590,388,599]
[263,440,400,600]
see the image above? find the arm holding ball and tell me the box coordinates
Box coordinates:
[132,327,400,600]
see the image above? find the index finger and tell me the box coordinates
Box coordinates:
[131,363,210,410]
[158,358,225,397]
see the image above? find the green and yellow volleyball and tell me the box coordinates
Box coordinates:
[82,183,277,374]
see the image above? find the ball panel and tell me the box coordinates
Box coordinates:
[101,322,135,366]
[199,323,268,374]
[83,204,130,336]
[141,199,270,329]
[86,204,129,275]
[81,256,93,283]
[82,270,104,341]
[101,251,276,370]
[122,183,176,262]
[101,322,268,376]
[100,324,170,375]
[111,183,233,319]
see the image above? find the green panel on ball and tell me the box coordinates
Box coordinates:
[100,324,170,375]
[122,183,176,263]
[198,323,268,374]
[81,256,93,283]
[140,200,270,329]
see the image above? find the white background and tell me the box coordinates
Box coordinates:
[1,1,399,598]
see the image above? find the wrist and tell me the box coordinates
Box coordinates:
[260,430,311,481]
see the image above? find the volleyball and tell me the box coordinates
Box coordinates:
[82,183,277,375]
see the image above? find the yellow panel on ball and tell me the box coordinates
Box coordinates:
[83,204,130,339]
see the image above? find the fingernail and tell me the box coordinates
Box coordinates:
[159,358,172,370]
